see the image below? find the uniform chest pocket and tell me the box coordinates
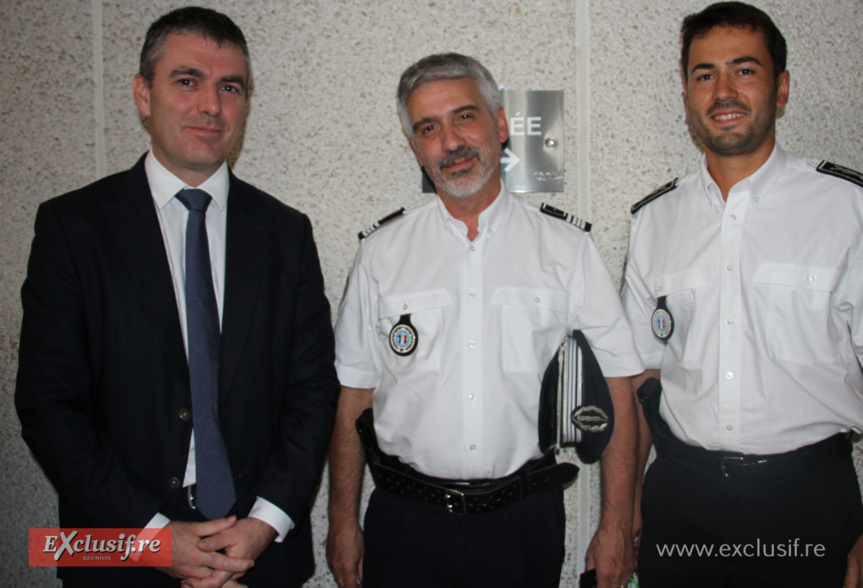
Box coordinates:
[752,264,842,363]
[491,287,569,373]
[377,289,453,371]
[648,269,704,362]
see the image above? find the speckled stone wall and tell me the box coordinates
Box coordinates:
[1,1,860,585]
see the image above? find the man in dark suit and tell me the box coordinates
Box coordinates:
[15,7,339,587]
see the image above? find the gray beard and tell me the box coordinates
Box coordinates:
[427,145,496,198]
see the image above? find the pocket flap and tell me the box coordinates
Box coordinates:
[378,289,453,318]
[650,268,705,298]
[752,264,841,293]
[490,287,569,312]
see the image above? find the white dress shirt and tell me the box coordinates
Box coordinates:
[622,145,863,454]
[335,187,643,479]
[143,152,291,540]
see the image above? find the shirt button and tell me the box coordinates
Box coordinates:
[729,214,737,221]
[178,407,191,421]
[657,285,664,293]
[488,228,494,234]
[725,371,734,379]
[469,444,477,451]
[469,341,476,349]
[403,303,408,310]
[726,317,734,324]
[534,297,541,304]
[469,292,476,299]
[468,394,475,400]
[726,264,733,272]
[808,275,817,282]
[726,425,733,431]
[470,245,476,252]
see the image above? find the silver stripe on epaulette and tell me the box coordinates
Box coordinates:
[358,208,406,240]
[631,178,679,214]
[817,161,863,189]
[540,203,592,232]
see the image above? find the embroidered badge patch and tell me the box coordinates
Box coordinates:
[571,405,610,433]
[651,296,674,342]
[389,314,418,356]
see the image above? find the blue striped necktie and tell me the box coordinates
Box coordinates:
[175,188,235,519]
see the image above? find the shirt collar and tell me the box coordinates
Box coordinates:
[744,143,787,203]
[478,184,510,234]
[698,143,788,207]
[144,151,230,211]
[435,184,510,238]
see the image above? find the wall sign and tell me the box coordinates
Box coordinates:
[502,90,564,193]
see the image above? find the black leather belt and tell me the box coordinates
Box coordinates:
[659,427,849,480]
[637,378,852,480]
[356,409,579,515]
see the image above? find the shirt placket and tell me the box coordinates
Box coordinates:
[462,232,485,474]
[717,185,748,449]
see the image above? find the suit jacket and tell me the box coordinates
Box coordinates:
[15,155,339,583]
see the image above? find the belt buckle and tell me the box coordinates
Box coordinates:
[444,488,467,516]
[720,456,744,478]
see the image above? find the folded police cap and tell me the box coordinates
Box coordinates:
[539,330,614,463]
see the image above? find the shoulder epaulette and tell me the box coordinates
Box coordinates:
[358,208,406,240]
[539,203,591,232]
[817,161,863,189]
[631,178,679,214]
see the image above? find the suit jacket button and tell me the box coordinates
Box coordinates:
[178,407,192,421]
[168,476,182,489]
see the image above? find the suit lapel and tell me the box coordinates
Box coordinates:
[219,172,266,399]
[101,156,188,386]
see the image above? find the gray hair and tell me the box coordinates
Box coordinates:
[397,53,501,137]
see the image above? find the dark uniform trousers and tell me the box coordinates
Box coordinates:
[362,485,566,588]
[638,442,863,587]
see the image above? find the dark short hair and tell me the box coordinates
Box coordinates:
[397,53,501,137]
[139,6,252,92]
[681,2,787,81]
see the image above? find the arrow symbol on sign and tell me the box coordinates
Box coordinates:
[500,147,520,173]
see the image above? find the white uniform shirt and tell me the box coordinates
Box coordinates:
[621,145,863,454]
[336,188,643,479]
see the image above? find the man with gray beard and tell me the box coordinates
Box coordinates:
[326,53,644,588]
